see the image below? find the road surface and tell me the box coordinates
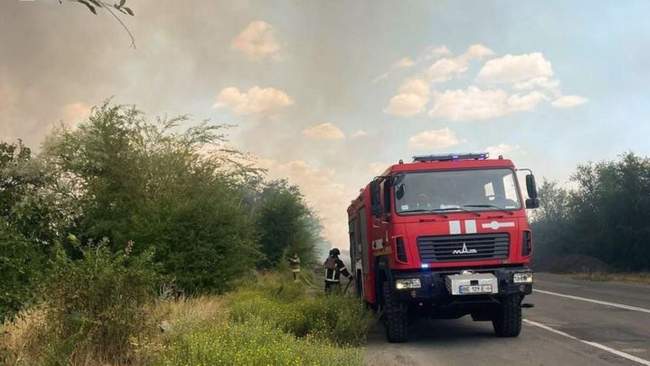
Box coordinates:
[364,273,650,366]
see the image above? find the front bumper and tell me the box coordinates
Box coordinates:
[392,266,533,302]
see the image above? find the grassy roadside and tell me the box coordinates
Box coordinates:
[570,272,650,285]
[1,272,371,366]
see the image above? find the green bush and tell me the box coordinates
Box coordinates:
[43,102,263,294]
[38,240,159,364]
[228,277,372,346]
[157,318,361,366]
[0,219,43,323]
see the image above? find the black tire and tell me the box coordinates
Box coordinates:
[355,270,363,297]
[382,281,408,342]
[492,294,522,337]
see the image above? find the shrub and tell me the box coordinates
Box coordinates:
[43,102,263,294]
[0,220,42,323]
[156,318,361,366]
[36,240,159,365]
[228,275,372,346]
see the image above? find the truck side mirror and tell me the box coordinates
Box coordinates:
[370,179,382,216]
[525,198,540,209]
[525,173,539,209]
[526,174,538,199]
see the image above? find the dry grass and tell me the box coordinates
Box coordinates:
[1,274,366,366]
[1,307,48,365]
[0,296,227,366]
[571,272,650,285]
[152,295,226,334]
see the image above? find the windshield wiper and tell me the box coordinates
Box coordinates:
[400,209,441,214]
[462,204,515,215]
[400,207,482,217]
[400,207,480,216]
[431,207,481,216]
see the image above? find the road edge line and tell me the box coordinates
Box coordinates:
[534,289,650,314]
[524,319,650,366]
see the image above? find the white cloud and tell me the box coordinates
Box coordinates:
[302,122,345,140]
[477,52,553,84]
[425,45,452,60]
[424,44,494,83]
[384,78,430,117]
[408,128,461,151]
[399,78,429,96]
[351,130,368,138]
[552,95,588,108]
[485,143,521,157]
[258,159,349,248]
[393,57,415,68]
[513,76,560,92]
[429,87,545,121]
[214,86,294,117]
[507,91,547,112]
[426,58,468,83]
[231,21,281,61]
[461,44,495,61]
[376,44,491,85]
[383,46,581,121]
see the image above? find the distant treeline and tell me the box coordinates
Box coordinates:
[532,153,650,272]
[0,102,324,322]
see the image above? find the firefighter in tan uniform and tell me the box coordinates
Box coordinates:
[323,248,353,293]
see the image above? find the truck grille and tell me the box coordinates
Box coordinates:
[417,233,509,262]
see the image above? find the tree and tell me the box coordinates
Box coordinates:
[43,102,262,293]
[570,153,650,270]
[530,181,573,267]
[532,153,650,271]
[0,219,43,322]
[255,180,321,268]
[0,141,53,320]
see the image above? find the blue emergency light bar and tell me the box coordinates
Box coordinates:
[412,152,489,162]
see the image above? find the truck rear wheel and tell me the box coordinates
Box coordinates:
[382,281,408,342]
[492,294,522,337]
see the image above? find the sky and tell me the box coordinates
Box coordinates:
[2,0,650,248]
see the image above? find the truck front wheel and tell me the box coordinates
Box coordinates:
[382,281,408,342]
[492,294,522,337]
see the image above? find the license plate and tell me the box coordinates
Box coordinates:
[459,284,493,294]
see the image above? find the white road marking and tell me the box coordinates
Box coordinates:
[524,319,650,366]
[534,289,650,314]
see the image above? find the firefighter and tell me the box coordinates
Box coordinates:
[323,248,353,293]
[288,253,301,281]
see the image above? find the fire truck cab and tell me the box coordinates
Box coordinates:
[347,153,539,342]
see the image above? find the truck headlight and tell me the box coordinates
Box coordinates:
[395,278,421,290]
[513,272,533,284]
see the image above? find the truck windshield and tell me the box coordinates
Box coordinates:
[394,168,521,214]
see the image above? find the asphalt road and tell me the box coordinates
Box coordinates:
[364,273,650,366]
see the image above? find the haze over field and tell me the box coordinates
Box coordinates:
[2,1,650,247]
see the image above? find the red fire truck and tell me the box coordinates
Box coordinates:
[347,153,538,342]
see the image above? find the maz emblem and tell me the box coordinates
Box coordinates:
[452,242,478,255]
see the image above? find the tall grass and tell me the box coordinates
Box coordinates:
[2,272,371,366]
[157,319,361,366]
[156,272,368,365]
